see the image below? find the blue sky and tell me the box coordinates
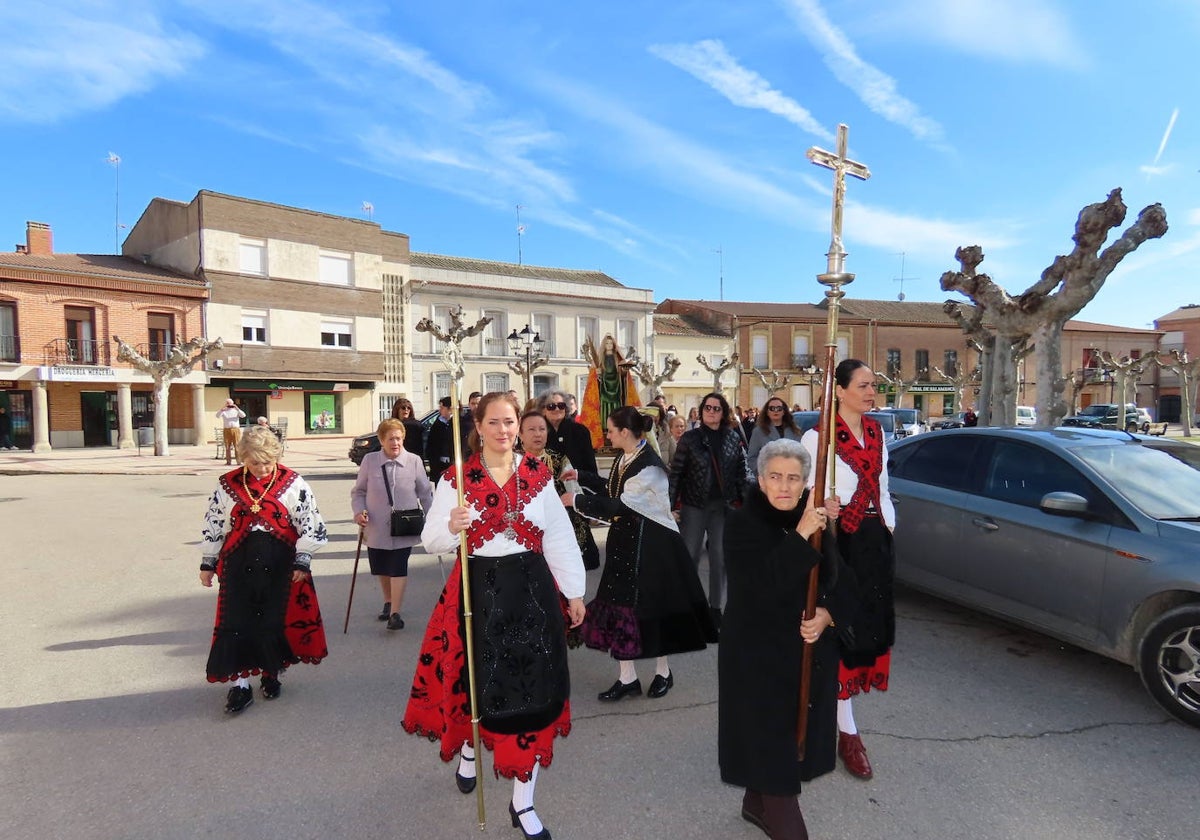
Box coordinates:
[1,0,1197,330]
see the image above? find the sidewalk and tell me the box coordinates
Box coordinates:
[0,435,359,476]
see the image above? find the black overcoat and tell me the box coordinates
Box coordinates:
[718,486,841,795]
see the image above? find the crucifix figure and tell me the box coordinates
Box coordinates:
[806,123,871,278]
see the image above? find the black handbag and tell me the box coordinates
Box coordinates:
[383,463,424,537]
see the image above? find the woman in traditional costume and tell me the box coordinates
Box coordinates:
[199,426,328,714]
[580,334,640,449]
[563,406,716,702]
[720,439,840,840]
[403,393,585,840]
[518,409,601,570]
[800,359,896,781]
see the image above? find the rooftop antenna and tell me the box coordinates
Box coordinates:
[516,204,526,266]
[106,152,121,253]
[712,246,724,300]
[362,201,374,220]
[893,251,918,301]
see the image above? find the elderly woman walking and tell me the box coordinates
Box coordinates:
[351,418,434,629]
[199,426,328,714]
[720,438,842,840]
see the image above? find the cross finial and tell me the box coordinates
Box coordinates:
[806,124,870,278]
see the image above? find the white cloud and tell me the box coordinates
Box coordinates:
[780,0,946,146]
[649,40,834,141]
[860,0,1089,69]
[0,3,204,124]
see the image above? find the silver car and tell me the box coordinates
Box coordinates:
[888,426,1200,726]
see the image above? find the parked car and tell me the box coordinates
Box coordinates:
[933,412,971,430]
[1061,403,1140,432]
[348,408,439,465]
[887,426,1200,726]
[790,409,901,443]
[1015,405,1037,426]
[1136,407,1153,433]
[879,407,925,437]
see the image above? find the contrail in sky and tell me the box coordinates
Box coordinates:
[1152,107,1179,165]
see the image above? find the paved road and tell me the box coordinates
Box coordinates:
[2,470,1197,840]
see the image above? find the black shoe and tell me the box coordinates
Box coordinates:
[260,674,281,700]
[709,606,723,632]
[509,802,551,840]
[597,678,642,702]
[378,601,391,621]
[224,686,254,714]
[455,753,476,794]
[386,612,405,630]
[647,671,674,698]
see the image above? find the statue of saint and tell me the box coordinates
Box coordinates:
[580,334,641,448]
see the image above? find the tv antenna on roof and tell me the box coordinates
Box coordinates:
[893,251,918,301]
[362,201,374,220]
[106,152,121,253]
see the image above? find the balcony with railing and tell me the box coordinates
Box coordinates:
[43,338,110,366]
[791,353,815,369]
[0,334,18,363]
[139,342,172,362]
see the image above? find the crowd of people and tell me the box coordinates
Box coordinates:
[195,362,898,840]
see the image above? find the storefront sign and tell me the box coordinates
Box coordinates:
[38,365,117,381]
[333,383,349,392]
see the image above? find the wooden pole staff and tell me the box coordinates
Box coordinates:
[798,124,870,758]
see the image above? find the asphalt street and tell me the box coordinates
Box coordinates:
[2,468,1197,840]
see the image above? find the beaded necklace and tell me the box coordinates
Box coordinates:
[609,439,646,495]
[481,451,519,540]
[241,465,278,513]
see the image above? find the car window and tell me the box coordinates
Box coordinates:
[1074,442,1200,519]
[984,441,1095,508]
[891,435,984,491]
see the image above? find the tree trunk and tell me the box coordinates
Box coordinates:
[989,339,1018,425]
[1181,374,1194,438]
[1032,321,1068,427]
[153,378,171,457]
[976,338,994,426]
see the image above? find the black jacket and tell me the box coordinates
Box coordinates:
[668,425,746,509]
[547,416,599,480]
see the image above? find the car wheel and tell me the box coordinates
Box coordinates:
[1138,604,1200,727]
[1125,421,1138,433]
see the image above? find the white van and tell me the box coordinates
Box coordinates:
[1015,406,1036,426]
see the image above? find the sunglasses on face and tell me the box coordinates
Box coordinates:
[767,405,785,412]
[547,402,568,411]
[703,404,723,413]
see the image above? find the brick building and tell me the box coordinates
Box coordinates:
[123,192,396,441]
[0,222,208,450]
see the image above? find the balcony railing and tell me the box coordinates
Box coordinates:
[791,353,815,369]
[43,338,110,366]
[138,342,172,362]
[0,333,18,362]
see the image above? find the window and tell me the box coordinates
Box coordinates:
[578,316,598,359]
[242,313,267,344]
[320,319,353,349]
[239,240,266,275]
[147,313,174,362]
[484,373,510,393]
[985,441,1094,509]
[751,386,768,406]
[0,302,17,361]
[533,372,556,396]
[65,306,96,364]
[319,251,352,286]
[886,349,901,378]
[791,334,811,369]
[482,310,507,356]
[751,334,768,368]
[307,393,340,433]
[533,312,554,357]
[378,394,403,423]
[942,394,955,414]
[433,372,452,403]
[617,319,636,355]
[836,336,849,361]
[891,435,985,491]
[1082,347,1100,370]
[431,305,454,352]
[915,350,930,381]
[943,350,958,378]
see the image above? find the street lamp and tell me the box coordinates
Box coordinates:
[507,324,548,404]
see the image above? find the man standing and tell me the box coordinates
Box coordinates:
[424,396,456,481]
[216,398,246,466]
[0,406,15,450]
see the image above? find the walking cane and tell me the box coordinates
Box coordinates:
[343,526,364,634]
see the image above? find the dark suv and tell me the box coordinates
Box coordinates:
[1061,403,1140,432]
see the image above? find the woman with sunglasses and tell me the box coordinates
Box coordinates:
[538,390,600,484]
[390,397,425,464]
[745,397,804,481]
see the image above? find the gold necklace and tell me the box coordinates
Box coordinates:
[610,441,645,494]
[242,466,278,513]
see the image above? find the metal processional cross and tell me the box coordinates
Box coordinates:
[806,123,871,280]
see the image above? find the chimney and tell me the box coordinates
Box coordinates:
[26,221,53,256]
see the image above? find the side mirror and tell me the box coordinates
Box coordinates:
[1040,491,1090,518]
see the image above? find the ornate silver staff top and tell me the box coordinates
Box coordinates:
[415,305,492,385]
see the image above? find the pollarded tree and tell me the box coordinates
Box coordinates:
[1092,348,1158,420]
[114,335,224,456]
[1156,350,1200,437]
[941,189,1167,427]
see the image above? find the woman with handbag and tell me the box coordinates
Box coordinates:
[351,418,433,630]
[403,392,586,840]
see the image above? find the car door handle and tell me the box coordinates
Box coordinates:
[970,517,999,532]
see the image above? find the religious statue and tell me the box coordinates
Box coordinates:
[580,333,641,449]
